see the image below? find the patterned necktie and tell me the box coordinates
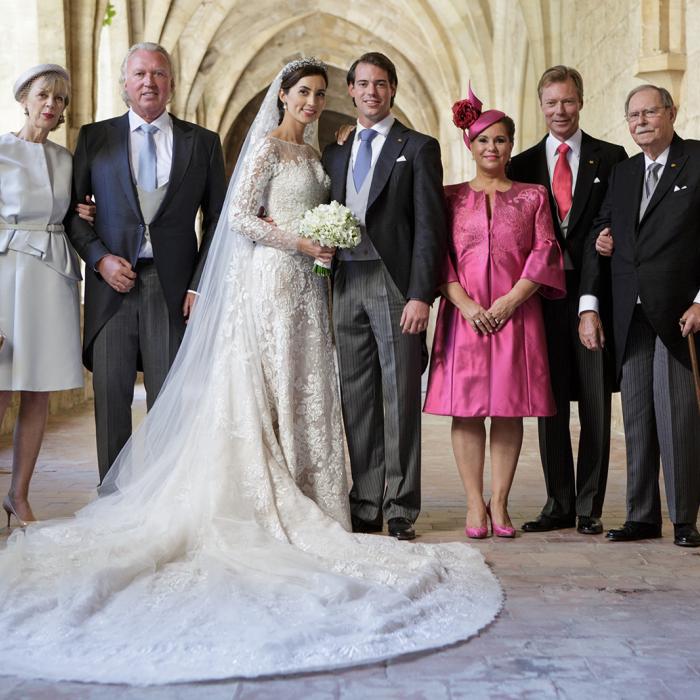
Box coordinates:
[552,142,573,221]
[137,124,159,192]
[645,162,662,199]
[353,129,378,192]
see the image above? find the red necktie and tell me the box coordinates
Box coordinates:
[552,142,572,220]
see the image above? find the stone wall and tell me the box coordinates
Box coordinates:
[556,0,700,153]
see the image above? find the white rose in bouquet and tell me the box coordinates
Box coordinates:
[299,201,361,276]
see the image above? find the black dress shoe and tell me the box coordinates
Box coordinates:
[606,521,662,541]
[387,517,415,540]
[577,516,604,535]
[522,514,575,532]
[673,523,700,547]
[351,515,382,534]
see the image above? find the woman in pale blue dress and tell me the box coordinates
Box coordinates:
[0,65,84,526]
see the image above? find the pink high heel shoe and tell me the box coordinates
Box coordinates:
[465,509,489,539]
[465,523,489,539]
[486,503,515,538]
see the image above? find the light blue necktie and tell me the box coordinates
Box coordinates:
[137,124,159,192]
[353,129,378,192]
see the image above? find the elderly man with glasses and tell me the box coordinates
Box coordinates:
[579,84,700,547]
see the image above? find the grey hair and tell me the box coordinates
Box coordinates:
[119,42,175,105]
[624,84,674,115]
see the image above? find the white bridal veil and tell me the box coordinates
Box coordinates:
[0,61,502,685]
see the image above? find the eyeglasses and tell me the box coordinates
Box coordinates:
[625,107,668,123]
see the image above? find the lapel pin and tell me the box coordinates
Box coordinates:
[397,138,403,142]
[671,163,677,168]
[589,160,594,164]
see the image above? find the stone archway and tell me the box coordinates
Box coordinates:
[0,0,571,180]
[129,0,559,177]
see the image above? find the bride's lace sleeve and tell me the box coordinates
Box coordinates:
[228,138,299,252]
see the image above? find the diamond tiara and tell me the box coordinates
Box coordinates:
[281,57,327,81]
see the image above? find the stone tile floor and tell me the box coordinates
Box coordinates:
[1,391,699,699]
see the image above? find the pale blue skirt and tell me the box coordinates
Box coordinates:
[0,248,83,391]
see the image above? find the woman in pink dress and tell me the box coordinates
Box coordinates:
[424,86,565,539]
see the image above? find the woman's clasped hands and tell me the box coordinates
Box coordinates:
[461,294,516,335]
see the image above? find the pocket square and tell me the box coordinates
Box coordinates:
[593,177,601,183]
[396,155,407,162]
[673,184,688,192]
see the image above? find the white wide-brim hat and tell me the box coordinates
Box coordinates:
[13,63,70,102]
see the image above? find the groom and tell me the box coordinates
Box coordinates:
[322,53,447,540]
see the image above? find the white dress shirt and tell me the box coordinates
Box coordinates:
[128,109,173,190]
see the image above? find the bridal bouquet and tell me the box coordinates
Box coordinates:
[299,201,361,276]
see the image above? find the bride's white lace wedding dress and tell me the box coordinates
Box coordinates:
[231,134,350,529]
[0,66,502,686]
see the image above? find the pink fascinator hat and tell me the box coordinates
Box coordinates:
[452,83,506,149]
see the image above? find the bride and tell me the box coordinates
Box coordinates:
[0,58,502,685]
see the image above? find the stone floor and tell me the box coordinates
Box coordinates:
[1,391,699,699]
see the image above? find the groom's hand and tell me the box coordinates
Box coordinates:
[97,254,136,293]
[401,299,429,334]
[182,291,198,322]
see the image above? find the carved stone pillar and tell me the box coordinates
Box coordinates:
[636,0,686,101]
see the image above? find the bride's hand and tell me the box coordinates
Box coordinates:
[335,124,355,145]
[297,239,336,263]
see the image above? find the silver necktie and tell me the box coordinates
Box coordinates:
[137,124,159,192]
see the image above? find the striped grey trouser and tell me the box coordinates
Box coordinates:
[92,262,184,483]
[620,306,700,525]
[333,260,422,523]
[538,285,612,519]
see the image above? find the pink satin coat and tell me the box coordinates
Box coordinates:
[424,182,566,418]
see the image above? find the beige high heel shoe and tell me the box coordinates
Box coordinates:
[2,496,35,529]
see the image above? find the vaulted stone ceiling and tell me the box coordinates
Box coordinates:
[26,0,562,179]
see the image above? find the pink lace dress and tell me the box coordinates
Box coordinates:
[424,181,565,417]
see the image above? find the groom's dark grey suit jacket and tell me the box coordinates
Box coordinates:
[67,112,226,370]
[322,119,447,304]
